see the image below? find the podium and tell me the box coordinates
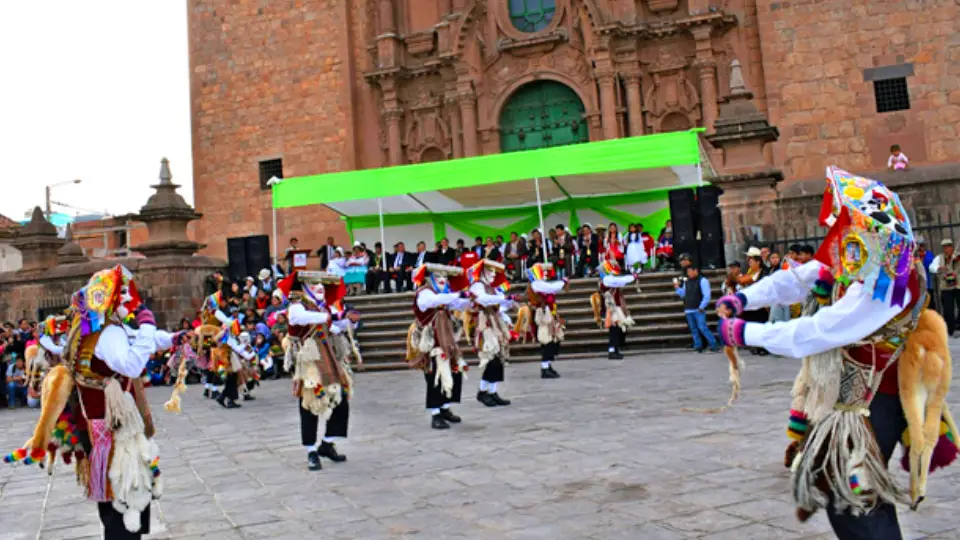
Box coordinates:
[289,249,311,271]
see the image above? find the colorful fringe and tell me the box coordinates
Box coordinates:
[149,457,161,479]
[900,419,959,473]
[787,409,809,442]
[811,266,836,305]
[3,447,45,465]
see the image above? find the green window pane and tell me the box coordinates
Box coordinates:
[509,0,556,33]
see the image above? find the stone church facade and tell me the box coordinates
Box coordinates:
[188,0,960,260]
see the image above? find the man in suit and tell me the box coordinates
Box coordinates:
[386,242,415,293]
[502,231,527,281]
[412,241,429,269]
[551,225,575,279]
[366,242,384,294]
[317,236,338,270]
[435,237,457,265]
[577,224,600,278]
[483,236,501,261]
[472,237,485,258]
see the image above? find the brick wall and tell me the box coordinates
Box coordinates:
[187,0,374,261]
[756,0,960,182]
[71,218,197,258]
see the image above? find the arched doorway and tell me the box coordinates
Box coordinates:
[499,81,588,153]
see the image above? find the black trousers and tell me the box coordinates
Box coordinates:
[365,271,380,294]
[826,392,907,540]
[99,502,149,539]
[481,357,505,383]
[424,371,463,409]
[384,270,411,292]
[221,372,239,401]
[299,395,349,446]
[608,327,625,351]
[541,342,560,362]
[941,289,959,336]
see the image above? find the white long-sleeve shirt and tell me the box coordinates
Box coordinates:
[154,330,175,352]
[39,335,64,356]
[94,324,157,379]
[416,289,471,312]
[287,302,329,326]
[330,319,358,335]
[470,282,510,308]
[740,260,908,359]
[602,275,635,288]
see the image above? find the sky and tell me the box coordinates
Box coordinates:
[0,1,193,221]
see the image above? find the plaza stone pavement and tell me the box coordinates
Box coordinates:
[3,347,960,540]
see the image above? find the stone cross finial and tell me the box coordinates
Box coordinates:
[729,58,747,95]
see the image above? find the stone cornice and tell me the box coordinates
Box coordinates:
[594,12,737,39]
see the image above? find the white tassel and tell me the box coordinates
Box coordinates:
[432,349,454,397]
[803,349,843,423]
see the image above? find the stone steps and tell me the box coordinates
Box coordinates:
[349,272,723,369]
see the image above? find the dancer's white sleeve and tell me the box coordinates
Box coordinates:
[416,290,461,311]
[531,280,565,294]
[740,260,824,310]
[287,303,329,325]
[469,283,509,307]
[95,324,156,378]
[743,282,908,358]
[601,275,635,288]
[39,335,63,355]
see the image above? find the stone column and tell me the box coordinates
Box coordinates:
[692,26,718,134]
[384,108,404,165]
[595,68,619,140]
[379,0,395,32]
[623,72,644,137]
[458,85,479,157]
[447,98,463,158]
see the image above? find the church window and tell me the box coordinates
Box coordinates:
[508,0,556,33]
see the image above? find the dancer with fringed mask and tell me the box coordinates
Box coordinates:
[408,263,471,430]
[277,271,352,471]
[514,263,569,379]
[716,167,958,539]
[3,265,162,540]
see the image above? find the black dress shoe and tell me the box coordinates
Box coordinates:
[541,367,560,379]
[210,390,221,400]
[202,388,210,398]
[608,352,624,360]
[243,393,256,401]
[307,451,322,471]
[696,347,705,354]
[219,397,241,409]
[431,414,450,429]
[477,391,498,407]
[318,441,346,462]
[489,393,511,406]
[439,408,461,423]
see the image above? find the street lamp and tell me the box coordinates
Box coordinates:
[45,179,82,220]
[266,176,282,266]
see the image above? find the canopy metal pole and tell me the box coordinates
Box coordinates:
[534,177,547,264]
[697,161,704,187]
[378,198,386,271]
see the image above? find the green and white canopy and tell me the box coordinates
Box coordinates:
[273,128,713,251]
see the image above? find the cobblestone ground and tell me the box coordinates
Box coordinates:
[2,345,960,540]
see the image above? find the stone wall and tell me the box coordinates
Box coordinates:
[756,0,960,181]
[0,256,224,329]
[187,0,374,260]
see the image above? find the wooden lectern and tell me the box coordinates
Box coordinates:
[290,249,311,271]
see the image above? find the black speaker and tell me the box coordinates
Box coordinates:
[696,185,725,269]
[668,188,698,266]
[245,235,271,278]
[226,237,248,282]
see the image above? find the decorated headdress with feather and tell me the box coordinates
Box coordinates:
[203,291,223,314]
[41,316,69,337]
[70,265,141,337]
[526,262,555,282]
[598,259,621,278]
[277,271,346,308]
[815,166,916,307]
[466,259,508,289]
[413,263,466,293]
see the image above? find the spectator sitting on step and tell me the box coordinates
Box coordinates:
[888,144,909,170]
[257,268,275,295]
[244,276,258,298]
[255,288,270,310]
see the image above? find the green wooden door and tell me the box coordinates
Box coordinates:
[500,81,588,153]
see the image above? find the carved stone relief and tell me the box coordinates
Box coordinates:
[642,47,702,133]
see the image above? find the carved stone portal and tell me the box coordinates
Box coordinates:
[643,48,701,133]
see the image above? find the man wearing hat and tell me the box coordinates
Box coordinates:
[257,268,275,295]
[930,238,959,337]
[591,260,636,360]
[277,271,353,471]
[515,263,569,378]
[466,259,519,406]
[408,262,471,429]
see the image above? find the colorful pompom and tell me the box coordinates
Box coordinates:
[787,409,810,442]
[850,474,863,495]
[149,457,161,478]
